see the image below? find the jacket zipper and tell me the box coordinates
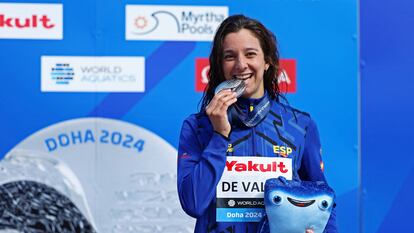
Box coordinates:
[252,126,256,156]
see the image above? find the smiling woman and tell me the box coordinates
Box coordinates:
[177,14,338,233]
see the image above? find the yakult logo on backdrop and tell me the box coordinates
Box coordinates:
[195,58,297,93]
[0,15,55,28]
[42,56,145,92]
[126,5,228,41]
[0,3,62,39]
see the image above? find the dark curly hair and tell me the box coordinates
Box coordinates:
[200,14,280,111]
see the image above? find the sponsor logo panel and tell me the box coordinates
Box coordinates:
[195,58,297,93]
[0,3,62,39]
[126,5,228,41]
[41,56,145,92]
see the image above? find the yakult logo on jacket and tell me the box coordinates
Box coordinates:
[0,3,62,39]
[126,5,228,41]
[226,160,289,173]
[195,58,297,93]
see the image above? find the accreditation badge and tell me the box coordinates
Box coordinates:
[216,156,292,222]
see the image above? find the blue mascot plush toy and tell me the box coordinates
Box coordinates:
[257,177,335,233]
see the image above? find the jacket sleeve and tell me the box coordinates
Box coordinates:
[298,119,338,233]
[177,117,228,218]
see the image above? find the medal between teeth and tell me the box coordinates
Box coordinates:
[214,78,246,97]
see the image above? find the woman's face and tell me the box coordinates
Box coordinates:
[222,28,269,99]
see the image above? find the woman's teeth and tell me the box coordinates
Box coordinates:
[234,74,252,80]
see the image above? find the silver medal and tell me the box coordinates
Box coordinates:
[214,78,246,97]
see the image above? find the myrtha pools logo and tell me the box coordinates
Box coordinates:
[50,63,74,85]
[126,5,228,41]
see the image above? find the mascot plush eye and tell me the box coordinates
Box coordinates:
[318,200,330,211]
[272,195,283,205]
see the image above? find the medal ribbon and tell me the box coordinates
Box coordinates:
[229,94,271,128]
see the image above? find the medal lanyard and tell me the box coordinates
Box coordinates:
[230,94,272,128]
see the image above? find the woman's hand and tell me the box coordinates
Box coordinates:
[205,90,237,137]
[305,229,314,233]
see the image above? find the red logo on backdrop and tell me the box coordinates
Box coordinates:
[0,14,55,29]
[278,59,296,93]
[195,58,297,93]
[195,58,210,92]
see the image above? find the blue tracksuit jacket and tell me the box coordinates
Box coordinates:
[177,96,338,233]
